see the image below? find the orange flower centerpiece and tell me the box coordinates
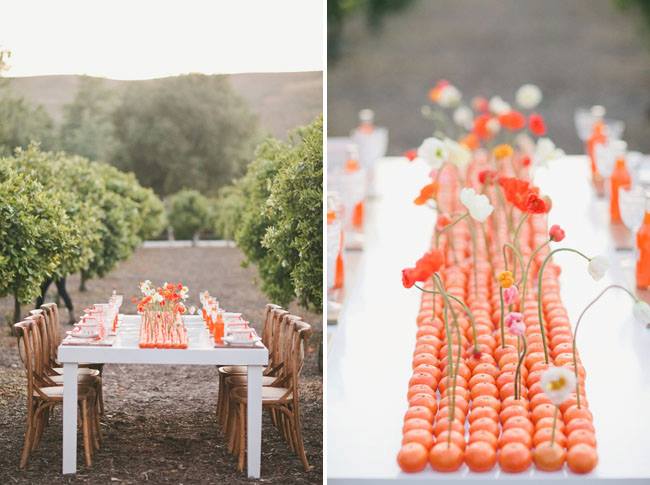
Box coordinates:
[137,280,189,349]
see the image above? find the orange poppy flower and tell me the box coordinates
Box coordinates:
[414,182,438,205]
[460,133,480,151]
[493,144,514,160]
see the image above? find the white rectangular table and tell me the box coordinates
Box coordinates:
[58,314,268,478]
[327,156,650,483]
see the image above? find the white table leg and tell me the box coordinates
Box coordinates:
[247,365,263,478]
[62,362,78,474]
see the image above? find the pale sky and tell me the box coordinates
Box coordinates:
[0,0,323,80]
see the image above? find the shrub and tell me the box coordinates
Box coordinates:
[167,189,211,240]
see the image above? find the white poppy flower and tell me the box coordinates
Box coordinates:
[417,137,448,169]
[460,188,494,222]
[189,306,197,315]
[587,255,609,281]
[540,366,576,405]
[533,137,564,168]
[632,300,650,326]
[488,96,511,115]
[152,292,164,303]
[453,105,474,130]
[437,85,462,108]
[443,137,471,170]
[516,84,542,109]
[486,118,501,135]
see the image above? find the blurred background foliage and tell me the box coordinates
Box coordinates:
[0,48,322,314]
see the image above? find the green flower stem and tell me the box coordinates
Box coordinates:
[481,224,497,282]
[502,242,525,283]
[514,334,527,400]
[414,284,480,353]
[513,212,528,247]
[550,405,559,446]
[499,287,506,349]
[469,220,479,299]
[520,239,551,310]
[438,212,469,236]
[537,247,593,364]
[572,284,638,408]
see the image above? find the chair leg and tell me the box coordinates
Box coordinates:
[291,405,312,471]
[226,398,238,454]
[81,400,93,467]
[97,382,105,415]
[216,372,224,423]
[19,404,37,468]
[237,402,246,472]
[92,395,101,450]
[31,404,49,452]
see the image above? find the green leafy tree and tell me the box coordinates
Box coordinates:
[0,164,77,323]
[0,90,54,156]
[59,76,117,161]
[263,116,323,309]
[216,116,323,310]
[167,189,211,240]
[111,74,258,196]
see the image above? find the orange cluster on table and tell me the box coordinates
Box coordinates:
[397,167,598,474]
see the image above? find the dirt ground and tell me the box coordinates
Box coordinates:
[328,0,650,154]
[0,246,322,484]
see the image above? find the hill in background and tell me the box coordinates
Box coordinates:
[7,71,322,139]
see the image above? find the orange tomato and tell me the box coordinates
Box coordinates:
[428,442,464,472]
[414,363,443,381]
[405,405,435,423]
[530,403,556,423]
[498,427,532,449]
[529,392,553,409]
[468,430,498,449]
[532,428,567,448]
[407,385,435,400]
[409,372,437,389]
[563,405,593,423]
[567,429,597,448]
[397,442,429,473]
[503,416,534,435]
[438,375,468,394]
[471,395,501,413]
[438,395,469,414]
[403,418,433,434]
[470,382,499,400]
[469,417,499,436]
[433,418,464,437]
[435,430,466,451]
[468,406,498,424]
[499,405,529,423]
[501,396,530,411]
[498,442,532,473]
[566,444,598,474]
[408,393,437,412]
[535,416,565,432]
[468,373,496,389]
[565,418,595,435]
[533,441,566,471]
[472,363,499,378]
[436,406,466,424]
[412,353,439,369]
[402,429,435,450]
[464,441,497,472]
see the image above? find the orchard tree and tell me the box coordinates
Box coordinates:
[111,74,258,196]
[0,164,77,324]
[167,189,211,241]
[59,76,117,161]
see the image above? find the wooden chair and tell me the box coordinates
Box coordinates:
[38,304,105,414]
[228,319,313,472]
[14,320,98,468]
[217,305,287,426]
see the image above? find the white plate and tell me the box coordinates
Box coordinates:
[66,330,100,339]
[222,335,261,346]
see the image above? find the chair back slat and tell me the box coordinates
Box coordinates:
[41,303,61,363]
[262,304,281,349]
[289,321,312,402]
[26,313,56,387]
[269,308,288,369]
[13,321,36,406]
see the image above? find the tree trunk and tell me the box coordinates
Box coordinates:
[13,294,21,325]
[79,271,88,292]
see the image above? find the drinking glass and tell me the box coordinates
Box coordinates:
[619,185,647,262]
